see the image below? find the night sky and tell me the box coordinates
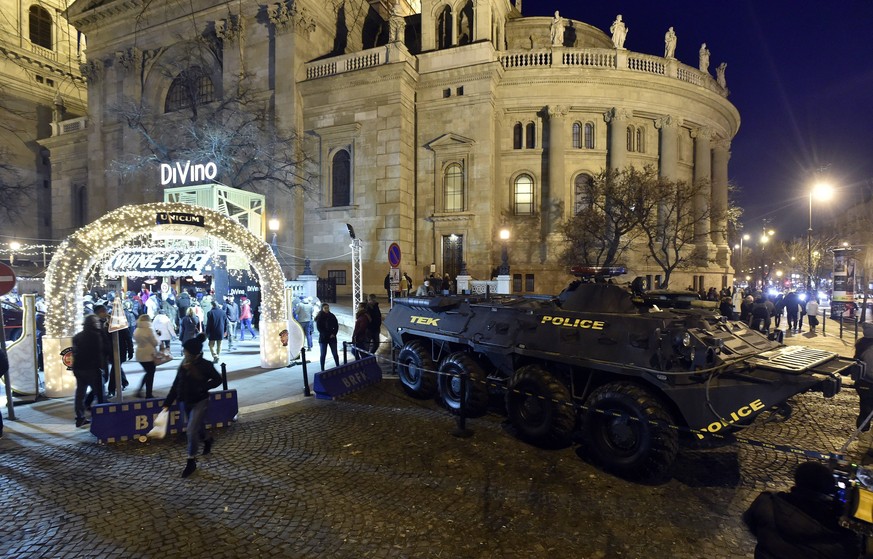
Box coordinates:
[523,0,873,241]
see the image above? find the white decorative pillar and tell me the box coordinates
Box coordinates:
[711,139,731,266]
[691,126,713,256]
[655,115,679,180]
[604,107,630,171]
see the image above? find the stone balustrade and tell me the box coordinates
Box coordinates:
[52,116,89,137]
[305,43,726,96]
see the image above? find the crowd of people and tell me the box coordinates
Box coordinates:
[698,285,825,335]
[70,284,257,429]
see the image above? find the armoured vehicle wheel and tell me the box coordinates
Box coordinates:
[397,340,437,398]
[583,382,679,479]
[505,365,576,444]
[437,352,490,416]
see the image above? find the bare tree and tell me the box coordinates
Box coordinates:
[638,178,712,289]
[108,38,316,197]
[560,167,659,267]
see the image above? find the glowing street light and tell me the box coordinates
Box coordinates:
[808,181,833,291]
[498,227,511,275]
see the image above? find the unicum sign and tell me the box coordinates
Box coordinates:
[160,161,218,186]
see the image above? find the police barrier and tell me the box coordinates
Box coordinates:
[89,389,239,444]
[349,342,856,464]
[312,355,381,400]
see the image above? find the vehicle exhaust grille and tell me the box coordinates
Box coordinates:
[745,346,837,373]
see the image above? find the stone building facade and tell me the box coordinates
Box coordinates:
[0,0,86,248]
[54,0,738,296]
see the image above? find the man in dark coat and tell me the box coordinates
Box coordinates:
[315,303,340,371]
[743,461,859,559]
[176,289,192,329]
[205,301,227,364]
[366,294,382,353]
[84,305,112,408]
[72,315,105,427]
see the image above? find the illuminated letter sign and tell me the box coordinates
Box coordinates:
[159,161,218,185]
[105,248,213,276]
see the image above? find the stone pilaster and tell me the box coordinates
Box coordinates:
[473,0,491,43]
[547,105,568,228]
[216,13,246,92]
[711,138,731,266]
[654,115,679,180]
[691,126,714,257]
[603,107,630,171]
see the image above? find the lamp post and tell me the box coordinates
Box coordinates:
[735,233,749,279]
[498,228,510,275]
[759,228,774,290]
[268,218,280,257]
[807,182,833,292]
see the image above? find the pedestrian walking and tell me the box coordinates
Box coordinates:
[0,346,7,438]
[179,307,200,344]
[84,304,112,409]
[239,296,257,340]
[161,334,223,478]
[224,295,239,350]
[806,297,820,334]
[176,289,191,329]
[133,314,159,399]
[153,309,175,352]
[205,301,227,363]
[352,302,370,359]
[72,315,104,427]
[366,294,382,353]
[296,297,314,351]
[315,303,340,370]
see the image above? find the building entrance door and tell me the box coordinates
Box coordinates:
[442,234,463,282]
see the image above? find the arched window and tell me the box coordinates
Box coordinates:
[437,5,453,49]
[636,127,644,153]
[574,174,593,215]
[525,122,536,149]
[164,66,215,113]
[626,125,634,152]
[29,5,52,50]
[443,162,464,212]
[332,150,351,207]
[513,123,523,149]
[514,174,534,215]
[584,122,595,149]
[572,122,582,149]
[458,1,473,45]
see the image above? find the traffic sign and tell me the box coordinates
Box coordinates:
[388,243,401,268]
[0,262,16,296]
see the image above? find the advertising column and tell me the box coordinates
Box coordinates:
[831,247,858,319]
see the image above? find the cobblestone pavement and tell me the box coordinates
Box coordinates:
[2,369,868,559]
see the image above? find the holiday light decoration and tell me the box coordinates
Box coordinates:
[43,202,288,397]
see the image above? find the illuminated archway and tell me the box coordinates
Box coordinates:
[43,202,288,397]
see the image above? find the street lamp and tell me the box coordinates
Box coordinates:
[808,182,833,291]
[759,229,774,290]
[736,233,750,277]
[268,217,280,256]
[498,227,510,275]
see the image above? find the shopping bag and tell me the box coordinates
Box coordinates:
[153,349,172,366]
[146,409,169,439]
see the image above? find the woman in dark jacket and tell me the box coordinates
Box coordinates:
[162,334,222,478]
[351,302,370,360]
[178,307,200,344]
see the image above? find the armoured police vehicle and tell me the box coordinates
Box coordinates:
[384,268,862,479]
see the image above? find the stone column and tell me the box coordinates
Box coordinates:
[216,14,246,95]
[711,139,731,266]
[81,58,106,222]
[547,105,568,229]
[115,47,142,207]
[603,107,630,171]
[691,126,713,256]
[654,115,679,180]
[473,0,491,42]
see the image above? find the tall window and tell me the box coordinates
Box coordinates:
[514,174,534,215]
[437,6,453,49]
[584,122,595,149]
[626,126,634,152]
[458,1,473,45]
[572,122,582,149]
[636,127,644,153]
[574,174,592,215]
[29,5,52,49]
[164,66,215,113]
[525,122,536,149]
[332,150,351,206]
[513,123,523,149]
[444,163,464,212]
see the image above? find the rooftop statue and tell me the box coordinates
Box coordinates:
[610,14,628,49]
[699,43,710,73]
[716,62,727,88]
[550,11,564,47]
[664,27,676,58]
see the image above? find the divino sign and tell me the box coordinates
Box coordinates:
[160,161,218,185]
